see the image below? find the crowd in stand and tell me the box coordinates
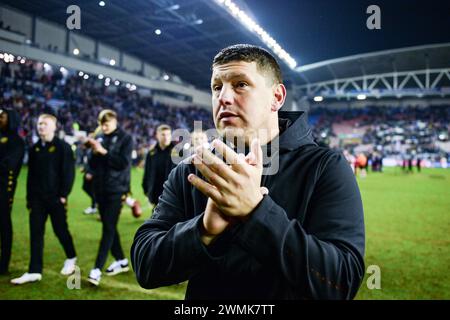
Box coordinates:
[1,56,449,169]
[309,105,450,167]
[0,57,214,165]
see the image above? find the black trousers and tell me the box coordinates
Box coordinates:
[82,176,96,208]
[0,191,14,273]
[28,198,77,273]
[94,194,125,270]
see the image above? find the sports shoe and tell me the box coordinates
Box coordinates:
[131,200,142,218]
[105,259,129,276]
[11,273,42,285]
[60,257,77,276]
[88,268,101,286]
[83,207,97,215]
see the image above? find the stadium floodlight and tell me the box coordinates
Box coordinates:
[20,58,26,64]
[98,74,104,80]
[357,94,367,100]
[213,0,297,69]
[313,96,323,102]
[73,48,80,55]
[78,71,84,76]
[83,74,89,80]
[126,83,131,89]
[99,1,106,7]
[130,84,137,91]
[43,63,52,72]
[169,4,180,10]
[114,80,120,85]
[109,59,116,66]
[155,29,162,35]
[194,19,203,25]
[163,74,170,81]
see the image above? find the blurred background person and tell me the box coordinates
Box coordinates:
[11,112,77,285]
[142,124,175,208]
[86,110,132,286]
[0,108,25,275]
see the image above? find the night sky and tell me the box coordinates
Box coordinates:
[243,0,450,65]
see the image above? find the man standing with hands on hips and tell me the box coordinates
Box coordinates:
[131,44,365,299]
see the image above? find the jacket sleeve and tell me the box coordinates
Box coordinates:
[0,136,25,177]
[142,152,151,195]
[235,152,365,300]
[59,143,76,198]
[26,146,34,204]
[106,135,132,171]
[131,165,216,289]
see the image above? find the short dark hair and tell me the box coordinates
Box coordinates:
[212,44,282,84]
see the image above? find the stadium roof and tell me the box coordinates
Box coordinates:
[295,42,450,85]
[3,0,450,91]
[2,0,289,90]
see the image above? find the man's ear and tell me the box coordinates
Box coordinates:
[271,83,286,112]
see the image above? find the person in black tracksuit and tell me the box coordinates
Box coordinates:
[142,124,176,206]
[11,113,77,284]
[81,155,97,214]
[86,110,132,285]
[0,108,25,274]
[131,45,365,300]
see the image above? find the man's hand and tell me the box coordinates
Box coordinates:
[85,173,93,181]
[188,138,264,219]
[60,197,66,204]
[200,198,236,246]
[87,138,108,155]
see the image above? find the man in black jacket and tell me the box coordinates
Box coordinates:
[142,124,175,207]
[131,44,365,299]
[86,110,132,286]
[11,113,77,285]
[0,108,25,274]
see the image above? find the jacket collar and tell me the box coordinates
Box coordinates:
[277,111,316,151]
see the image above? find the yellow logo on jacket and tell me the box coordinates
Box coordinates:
[49,146,56,153]
[0,137,8,144]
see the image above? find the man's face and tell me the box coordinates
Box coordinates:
[157,129,172,147]
[0,111,8,131]
[191,132,208,149]
[101,119,117,135]
[211,61,275,140]
[37,116,56,138]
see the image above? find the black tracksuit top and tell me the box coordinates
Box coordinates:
[27,137,75,202]
[0,109,25,194]
[88,127,132,196]
[142,142,176,203]
[131,111,365,300]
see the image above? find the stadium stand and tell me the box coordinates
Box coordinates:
[0,57,215,165]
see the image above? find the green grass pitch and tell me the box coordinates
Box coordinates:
[0,167,448,299]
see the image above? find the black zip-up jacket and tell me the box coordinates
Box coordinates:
[131,111,365,300]
[27,137,75,203]
[0,109,25,195]
[88,127,132,196]
[142,142,176,203]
